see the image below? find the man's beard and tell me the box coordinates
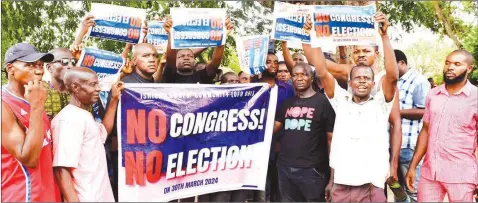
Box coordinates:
[263,69,277,78]
[177,66,194,75]
[443,70,467,84]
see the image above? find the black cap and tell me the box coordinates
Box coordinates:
[4,43,54,66]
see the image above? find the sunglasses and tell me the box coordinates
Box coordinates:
[51,58,76,66]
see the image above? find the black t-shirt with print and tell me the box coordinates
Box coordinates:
[275,93,336,172]
[162,64,215,84]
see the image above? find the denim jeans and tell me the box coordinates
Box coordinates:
[276,162,327,202]
[398,148,421,202]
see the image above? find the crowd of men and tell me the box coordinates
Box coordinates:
[1,8,477,203]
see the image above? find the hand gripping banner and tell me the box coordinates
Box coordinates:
[118,83,277,201]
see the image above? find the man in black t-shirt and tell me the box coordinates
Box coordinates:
[161,16,234,84]
[101,43,159,201]
[273,63,336,202]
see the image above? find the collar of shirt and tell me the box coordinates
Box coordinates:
[123,71,154,83]
[436,80,473,97]
[276,79,288,88]
[399,69,414,81]
[345,93,375,105]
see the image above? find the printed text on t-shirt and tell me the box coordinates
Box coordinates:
[284,106,315,131]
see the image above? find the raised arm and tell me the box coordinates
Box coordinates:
[121,43,133,59]
[338,46,349,64]
[192,48,207,57]
[205,45,225,77]
[281,41,295,72]
[71,15,96,49]
[102,81,124,136]
[376,12,398,102]
[205,17,234,77]
[1,81,48,168]
[303,15,351,85]
[153,54,167,82]
[163,16,177,68]
[302,41,336,98]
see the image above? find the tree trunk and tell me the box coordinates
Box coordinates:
[432,1,463,48]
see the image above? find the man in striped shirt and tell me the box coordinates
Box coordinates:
[405,50,478,202]
[394,49,431,202]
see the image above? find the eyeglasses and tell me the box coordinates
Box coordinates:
[51,58,76,66]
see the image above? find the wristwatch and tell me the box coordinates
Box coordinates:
[340,55,347,59]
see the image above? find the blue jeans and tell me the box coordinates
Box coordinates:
[276,162,327,202]
[398,148,421,202]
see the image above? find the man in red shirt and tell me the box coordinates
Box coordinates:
[1,42,61,202]
[406,50,478,202]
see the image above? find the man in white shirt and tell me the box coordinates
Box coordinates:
[52,67,124,202]
[302,12,399,202]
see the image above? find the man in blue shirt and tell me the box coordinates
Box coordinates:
[394,49,430,202]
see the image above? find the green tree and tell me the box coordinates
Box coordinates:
[404,38,456,83]
[462,25,478,85]
[1,0,244,84]
[380,1,478,84]
[1,1,86,84]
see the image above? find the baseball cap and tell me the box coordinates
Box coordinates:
[4,43,54,67]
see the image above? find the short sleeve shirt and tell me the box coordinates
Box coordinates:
[275,93,335,171]
[51,105,114,202]
[328,80,395,188]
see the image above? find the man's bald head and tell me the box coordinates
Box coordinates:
[49,48,73,60]
[448,49,474,66]
[292,52,305,65]
[64,67,101,105]
[132,43,159,77]
[64,67,97,92]
[133,43,156,57]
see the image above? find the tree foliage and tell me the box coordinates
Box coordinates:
[380,0,477,84]
[1,0,239,84]
[404,38,456,83]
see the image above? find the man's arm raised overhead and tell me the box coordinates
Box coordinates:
[302,15,336,99]
[376,12,398,102]
[204,17,234,77]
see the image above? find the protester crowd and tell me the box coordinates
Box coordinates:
[1,4,477,203]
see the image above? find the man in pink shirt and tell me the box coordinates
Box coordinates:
[405,50,478,202]
[51,67,124,202]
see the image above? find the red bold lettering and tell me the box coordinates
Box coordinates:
[125,151,145,185]
[146,150,163,183]
[315,25,331,37]
[148,109,167,144]
[127,109,146,144]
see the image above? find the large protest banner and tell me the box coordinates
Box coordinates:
[87,3,146,44]
[311,4,377,46]
[146,20,168,54]
[117,84,277,201]
[236,35,269,75]
[170,8,227,49]
[271,1,312,43]
[77,47,124,121]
